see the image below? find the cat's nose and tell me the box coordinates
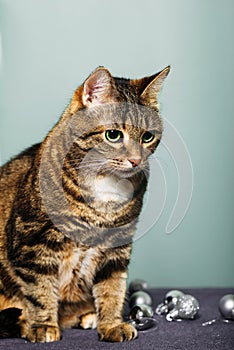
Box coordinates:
[129,158,141,167]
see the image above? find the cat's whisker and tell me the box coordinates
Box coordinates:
[69,161,107,170]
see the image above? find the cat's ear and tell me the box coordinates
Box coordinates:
[134,66,170,109]
[70,67,117,113]
[82,67,117,107]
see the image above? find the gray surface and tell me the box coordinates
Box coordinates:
[0,288,234,350]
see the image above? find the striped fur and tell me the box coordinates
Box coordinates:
[0,66,170,342]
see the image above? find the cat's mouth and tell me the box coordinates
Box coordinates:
[109,159,146,178]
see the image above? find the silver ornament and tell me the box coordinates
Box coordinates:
[155,289,184,315]
[129,304,154,320]
[164,290,185,310]
[128,317,158,331]
[129,291,153,309]
[155,302,168,315]
[129,279,148,295]
[166,294,199,321]
[219,294,234,320]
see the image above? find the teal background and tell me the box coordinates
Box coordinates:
[0,0,233,287]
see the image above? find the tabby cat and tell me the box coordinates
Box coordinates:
[0,66,170,342]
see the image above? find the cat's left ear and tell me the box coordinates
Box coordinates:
[133,66,170,109]
[70,67,118,113]
[82,67,118,107]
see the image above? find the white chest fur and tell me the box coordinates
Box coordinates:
[58,248,100,291]
[59,248,81,289]
[93,175,134,203]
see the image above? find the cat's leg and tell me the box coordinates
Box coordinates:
[0,262,60,342]
[20,273,61,343]
[9,243,62,343]
[93,270,137,342]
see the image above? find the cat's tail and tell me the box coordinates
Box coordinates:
[0,308,22,338]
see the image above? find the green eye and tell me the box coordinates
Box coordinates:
[142,131,155,143]
[105,130,123,143]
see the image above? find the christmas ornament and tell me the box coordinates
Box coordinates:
[155,289,184,315]
[129,291,153,309]
[128,317,158,331]
[218,294,234,320]
[164,290,185,309]
[166,294,199,321]
[128,302,157,332]
[129,304,154,320]
[127,280,157,332]
[129,279,148,295]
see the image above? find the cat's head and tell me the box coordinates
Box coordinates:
[66,66,170,178]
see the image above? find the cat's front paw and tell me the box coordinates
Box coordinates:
[98,322,137,342]
[26,325,61,343]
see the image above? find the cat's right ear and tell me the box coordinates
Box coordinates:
[131,66,170,110]
[70,67,117,113]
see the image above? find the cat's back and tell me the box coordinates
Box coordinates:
[0,143,40,226]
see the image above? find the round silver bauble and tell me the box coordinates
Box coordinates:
[166,294,199,321]
[129,291,153,309]
[129,279,148,295]
[164,290,185,311]
[219,294,234,320]
[129,304,154,320]
[155,289,184,315]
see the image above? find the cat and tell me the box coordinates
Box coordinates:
[0,65,170,342]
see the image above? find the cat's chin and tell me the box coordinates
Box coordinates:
[110,167,142,179]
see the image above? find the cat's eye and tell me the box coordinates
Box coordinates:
[105,130,123,143]
[142,131,155,143]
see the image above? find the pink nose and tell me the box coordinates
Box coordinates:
[129,159,141,167]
